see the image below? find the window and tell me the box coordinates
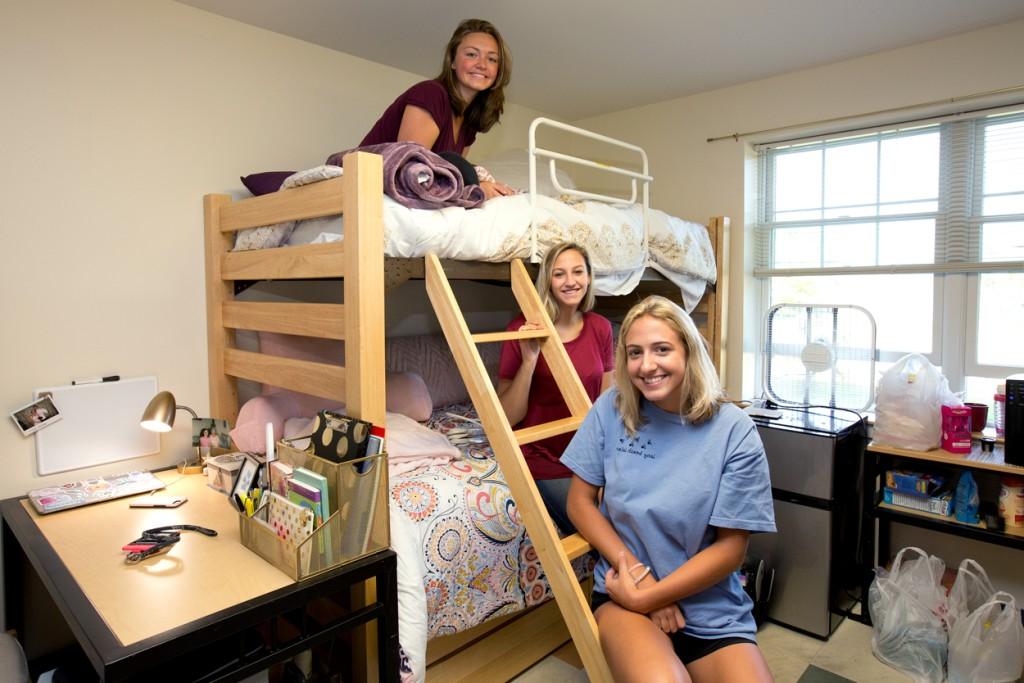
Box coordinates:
[754,110,1024,409]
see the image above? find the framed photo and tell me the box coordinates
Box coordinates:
[230,454,262,502]
[10,395,62,437]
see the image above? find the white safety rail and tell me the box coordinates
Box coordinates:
[528,117,653,262]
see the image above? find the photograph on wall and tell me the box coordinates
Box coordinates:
[10,395,63,437]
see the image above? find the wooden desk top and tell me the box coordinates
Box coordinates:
[20,471,292,646]
[867,440,1023,475]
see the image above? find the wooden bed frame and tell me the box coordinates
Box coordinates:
[204,151,728,681]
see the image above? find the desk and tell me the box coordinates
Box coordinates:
[1,471,399,682]
[862,440,1024,623]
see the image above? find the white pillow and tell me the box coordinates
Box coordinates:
[475,148,576,196]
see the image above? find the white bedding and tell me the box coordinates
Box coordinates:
[234,166,717,311]
[283,194,715,309]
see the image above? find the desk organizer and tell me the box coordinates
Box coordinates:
[239,440,390,581]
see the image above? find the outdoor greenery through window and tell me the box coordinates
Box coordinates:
[754,109,1024,414]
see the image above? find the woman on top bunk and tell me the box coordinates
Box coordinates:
[563,295,775,683]
[361,18,515,199]
[497,242,614,535]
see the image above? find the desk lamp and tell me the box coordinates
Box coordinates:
[141,391,203,474]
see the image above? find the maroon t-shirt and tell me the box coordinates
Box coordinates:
[499,312,614,480]
[361,80,477,155]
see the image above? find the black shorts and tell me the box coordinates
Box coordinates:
[591,591,755,665]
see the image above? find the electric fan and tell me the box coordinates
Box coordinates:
[762,304,877,411]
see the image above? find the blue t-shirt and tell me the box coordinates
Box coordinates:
[561,391,776,640]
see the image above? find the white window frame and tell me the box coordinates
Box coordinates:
[752,109,1024,402]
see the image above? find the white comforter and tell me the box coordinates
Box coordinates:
[286,194,715,309]
[236,165,717,310]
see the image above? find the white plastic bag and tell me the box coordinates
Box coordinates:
[947,591,1024,683]
[873,353,961,451]
[869,547,948,683]
[946,558,996,631]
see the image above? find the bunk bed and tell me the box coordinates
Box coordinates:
[203,120,728,682]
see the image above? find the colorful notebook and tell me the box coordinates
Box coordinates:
[287,478,323,525]
[292,467,331,518]
[290,468,332,560]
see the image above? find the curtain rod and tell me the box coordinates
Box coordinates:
[706,84,1024,144]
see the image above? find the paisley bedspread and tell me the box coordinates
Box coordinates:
[389,402,585,682]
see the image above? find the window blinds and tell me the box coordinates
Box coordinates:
[754,109,1024,278]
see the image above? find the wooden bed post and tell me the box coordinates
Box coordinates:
[708,216,729,381]
[342,151,386,683]
[204,193,239,422]
[342,152,386,428]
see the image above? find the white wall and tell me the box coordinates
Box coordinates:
[0,0,546,500]
[572,19,1024,398]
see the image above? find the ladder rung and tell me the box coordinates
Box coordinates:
[514,416,583,445]
[471,329,549,344]
[561,533,592,561]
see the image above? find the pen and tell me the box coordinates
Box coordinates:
[72,375,120,385]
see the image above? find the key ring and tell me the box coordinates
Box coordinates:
[123,525,217,564]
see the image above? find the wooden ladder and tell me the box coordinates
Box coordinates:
[425,254,613,682]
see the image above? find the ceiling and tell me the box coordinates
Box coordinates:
[177,0,1024,120]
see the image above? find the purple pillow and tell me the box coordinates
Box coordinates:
[240,171,296,196]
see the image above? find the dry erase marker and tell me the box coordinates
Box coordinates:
[72,375,120,385]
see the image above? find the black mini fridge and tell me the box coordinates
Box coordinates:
[746,407,866,639]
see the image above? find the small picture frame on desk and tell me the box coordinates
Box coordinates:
[10,395,62,437]
[192,417,232,462]
[230,454,262,503]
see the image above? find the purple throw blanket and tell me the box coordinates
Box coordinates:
[326,142,485,210]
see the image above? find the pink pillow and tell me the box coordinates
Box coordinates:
[229,393,303,452]
[385,334,499,406]
[385,372,433,422]
[259,332,344,370]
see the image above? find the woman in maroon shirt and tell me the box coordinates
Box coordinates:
[361,19,515,199]
[498,243,614,534]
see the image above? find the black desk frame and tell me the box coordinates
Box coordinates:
[2,497,399,682]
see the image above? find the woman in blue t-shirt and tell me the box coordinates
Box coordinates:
[361,19,515,199]
[562,295,776,682]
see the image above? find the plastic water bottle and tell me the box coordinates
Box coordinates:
[994,383,1006,436]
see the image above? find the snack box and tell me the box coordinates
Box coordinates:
[885,469,946,497]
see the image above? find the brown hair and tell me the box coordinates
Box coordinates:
[435,19,511,134]
[535,242,596,320]
[614,296,725,436]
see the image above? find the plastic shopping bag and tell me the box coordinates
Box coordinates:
[947,591,1024,683]
[946,558,996,631]
[868,547,948,683]
[873,353,961,451]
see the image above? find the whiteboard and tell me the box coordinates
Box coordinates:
[34,376,161,475]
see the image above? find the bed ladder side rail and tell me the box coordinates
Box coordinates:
[425,254,613,683]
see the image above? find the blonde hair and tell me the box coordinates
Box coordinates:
[535,242,596,320]
[614,295,725,436]
[436,19,511,134]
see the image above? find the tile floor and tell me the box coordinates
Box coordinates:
[511,617,917,683]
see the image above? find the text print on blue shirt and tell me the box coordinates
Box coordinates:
[617,435,655,460]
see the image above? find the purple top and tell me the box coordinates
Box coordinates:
[361,80,477,155]
[499,312,614,480]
